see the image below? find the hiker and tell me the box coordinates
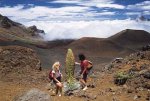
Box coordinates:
[50,62,63,96]
[75,53,91,91]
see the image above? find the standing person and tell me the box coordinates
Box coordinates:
[50,62,63,96]
[75,53,89,91]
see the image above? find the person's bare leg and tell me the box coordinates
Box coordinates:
[80,79,86,87]
[59,83,63,96]
[80,79,87,90]
[56,86,59,95]
[59,87,62,96]
[56,82,63,96]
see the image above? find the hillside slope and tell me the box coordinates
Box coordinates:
[0,14,44,42]
[68,37,133,58]
[108,29,150,50]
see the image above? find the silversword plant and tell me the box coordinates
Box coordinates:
[65,48,76,90]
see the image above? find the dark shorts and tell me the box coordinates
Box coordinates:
[82,73,88,82]
[53,76,61,84]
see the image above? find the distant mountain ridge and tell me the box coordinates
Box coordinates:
[136,15,150,22]
[108,29,150,49]
[67,29,150,56]
[0,14,22,28]
[0,14,45,42]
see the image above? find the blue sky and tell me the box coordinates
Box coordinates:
[0,0,150,40]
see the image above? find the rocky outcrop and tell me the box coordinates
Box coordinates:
[0,46,41,81]
[109,50,150,92]
[13,88,51,101]
[142,44,150,51]
[27,25,45,37]
[0,14,21,28]
[0,14,44,42]
[28,25,44,33]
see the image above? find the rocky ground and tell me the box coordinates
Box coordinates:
[0,45,150,101]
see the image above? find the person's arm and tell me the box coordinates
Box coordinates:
[54,78,60,83]
[60,72,63,79]
[75,62,80,65]
[81,67,87,75]
[53,73,60,83]
[54,77,60,83]
[81,60,88,75]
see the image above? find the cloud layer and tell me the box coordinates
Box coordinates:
[0,0,149,40]
[25,20,150,40]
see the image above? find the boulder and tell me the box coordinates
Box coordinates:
[146,93,150,100]
[143,83,150,89]
[13,88,51,101]
[143,71,150,79]
[114,77,127,85]
[27,25,45,36]
[77,91,97,100]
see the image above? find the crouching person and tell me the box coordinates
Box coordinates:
[50,62,63,96]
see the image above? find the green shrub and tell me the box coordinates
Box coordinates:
[114,72,130,79]
[114,71,132,85]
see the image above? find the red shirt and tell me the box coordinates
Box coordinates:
[80,60,88,74]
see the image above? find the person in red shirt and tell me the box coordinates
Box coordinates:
[75,53,89,90]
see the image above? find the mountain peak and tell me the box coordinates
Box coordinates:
[27,25,45,36]
[0,14,45,41]
[109,29,150,38]
[136,15,150,22]
[0,14,21,28]
[108,29,150,49]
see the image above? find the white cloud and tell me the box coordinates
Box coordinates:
[125,12,141,16]
[0,5,116,21]
[51,0,125,9]
[96,3,125,9]
[0,5,89,20]
[127,1,150,10]
[79,1,125,9]
[51,0,80,4]
[51,0,113,4]
[24,19,150,41]
[125,11,150,16]
[98,11,115,15]
[143,11,150,15]
[0,3,149,41]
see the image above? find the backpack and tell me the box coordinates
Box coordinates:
[49,70,54,80]
[86,60,93,71]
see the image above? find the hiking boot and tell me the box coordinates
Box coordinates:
[83,86,88,91]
